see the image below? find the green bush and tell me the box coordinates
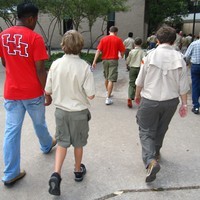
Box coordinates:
[45,52,101,70]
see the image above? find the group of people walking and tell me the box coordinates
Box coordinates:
[0,1,198,197]
[96,25,189,185]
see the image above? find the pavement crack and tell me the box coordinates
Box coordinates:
[94,185,200,200]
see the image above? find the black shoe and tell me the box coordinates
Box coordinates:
[146,160,160,183]
[74,164,86,182]
[192,107,199,114]
[49,172,62,196]
[4,169,26,186]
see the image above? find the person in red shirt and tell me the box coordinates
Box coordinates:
[92,26,125,105]
[0,2,56,186]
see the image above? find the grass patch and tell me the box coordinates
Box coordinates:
[45,52,101,70]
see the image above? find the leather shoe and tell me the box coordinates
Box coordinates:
[4,169,26,186]
[192,107,199,114]
[46,137,57,154]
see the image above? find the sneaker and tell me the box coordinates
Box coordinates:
[49,172,62,196]
[192,107,199,114]
[74,164,87,182]
[127,98,132,108]
[146,160,160,183]
[105,97,113,105]
[46,137,57,154]
[4,169,26,186]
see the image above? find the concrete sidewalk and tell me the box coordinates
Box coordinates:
[0,58,200,200]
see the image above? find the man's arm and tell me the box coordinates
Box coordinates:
[120,51,125,58]
[92,50,101,68]
[1,57,5,67]
[44,91,52,106]
[36,60,52,106]
[35,60,47,89]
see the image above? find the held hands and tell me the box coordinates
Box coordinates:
[179,104,188,118]
[44,94,52,106]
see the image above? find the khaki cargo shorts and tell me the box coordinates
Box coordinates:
[55,108,91,148]
[102,60,118,82]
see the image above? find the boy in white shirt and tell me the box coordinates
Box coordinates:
[45,30,95,196]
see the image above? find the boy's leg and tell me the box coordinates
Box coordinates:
[70,109,90,181]
[128,68,135,99]
[74,147,83,171]
[48,145,66,196]
[54,146,67,174]
[74,147,86,182]
[24,96,53,153]
[132,68,140,98]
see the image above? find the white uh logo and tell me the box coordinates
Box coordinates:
[2,34,28,57]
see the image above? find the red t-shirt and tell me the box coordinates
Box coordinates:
[0,26,48,100]
[97,35,125,60]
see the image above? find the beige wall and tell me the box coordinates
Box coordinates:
[80,0,146,49]
[0,13,63,49]
[35,13,63,48]
[0,0,147,49]
[182,21,200,36]
[116,1,146,41]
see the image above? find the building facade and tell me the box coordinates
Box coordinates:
[182,13,200,36]
[0,0,148,49]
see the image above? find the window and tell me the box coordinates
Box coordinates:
[107,12,115,35]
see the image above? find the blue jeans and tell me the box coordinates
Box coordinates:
[2,96,52,182]
[191,64,200,109]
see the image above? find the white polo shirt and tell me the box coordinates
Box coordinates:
[45,54,95,111]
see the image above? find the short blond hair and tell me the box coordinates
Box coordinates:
[61,30,84,54]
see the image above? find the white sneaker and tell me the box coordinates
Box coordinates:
[105,97,113,105]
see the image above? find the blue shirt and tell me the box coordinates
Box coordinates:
[184,39,200,64]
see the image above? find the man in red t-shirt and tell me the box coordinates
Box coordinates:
[92,26,125,105]
[0,2,56,186]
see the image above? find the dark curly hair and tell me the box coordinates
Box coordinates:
[17,2,38,19]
